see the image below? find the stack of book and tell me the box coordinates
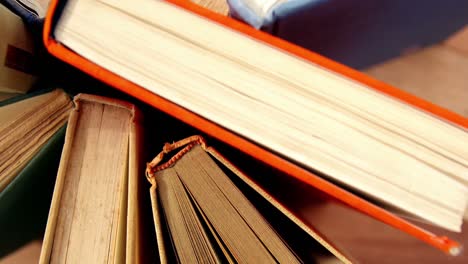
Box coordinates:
[1,0,467,263]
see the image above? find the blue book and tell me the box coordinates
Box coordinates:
[1,0,48,31]
[228,0,468,68]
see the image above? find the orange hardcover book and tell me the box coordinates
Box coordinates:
[43,0,467,256]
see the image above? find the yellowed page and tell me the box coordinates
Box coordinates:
[0,90,59,130]
[40,94,137,264]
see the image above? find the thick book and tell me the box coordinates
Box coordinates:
[43,0,467,255]
[227,0,468,68]
[39,94,144,263]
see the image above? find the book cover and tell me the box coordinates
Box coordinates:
[0,125,66,257]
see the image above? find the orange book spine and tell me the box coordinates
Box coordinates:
[43,0,465,254]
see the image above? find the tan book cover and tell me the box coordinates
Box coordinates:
[39,94,144,264]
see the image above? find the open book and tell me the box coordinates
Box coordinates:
[147,136,352,263]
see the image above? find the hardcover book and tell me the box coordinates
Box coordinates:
[39,94,144,263]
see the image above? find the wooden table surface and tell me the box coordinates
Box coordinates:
[366,26,468,117]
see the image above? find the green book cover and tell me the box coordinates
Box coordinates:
[0,121,66,257]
